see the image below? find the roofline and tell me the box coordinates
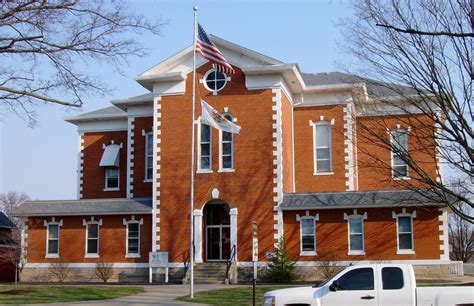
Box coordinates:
[134,72,187,93]
[11,211,152,217]
[280,203,444,211]
[64,113,127,124]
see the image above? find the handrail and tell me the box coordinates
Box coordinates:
[226,244,236,281]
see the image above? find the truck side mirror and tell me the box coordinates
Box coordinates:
[329,280,340,292]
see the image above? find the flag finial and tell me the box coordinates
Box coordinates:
[193,6,198,12]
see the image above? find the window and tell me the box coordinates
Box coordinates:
[220,114,234,170]
[199,122,212,171]
[382,267,404,290]
[47,224,59,256]
[204,69,227,93]
[86,223,99,256]
[127,222,140,255]
[337,268,374,291]
[105,167,119,190]
[145,132,153,181]
[397,216,413,251]
[301,218,316,253]
[313,122,332,174]
[391,129,409,178]
[349,217,364,253]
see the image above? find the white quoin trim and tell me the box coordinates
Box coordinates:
[126,117,135,198]
[152,96,162,252]
[438,207,449,260]
[343,103,356,191]
[77,133,85,199]
[272,88,284,246]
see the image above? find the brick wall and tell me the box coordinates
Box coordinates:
[158,63,276,262]
[281,91,294,193]
[283,207,442,261]
[133,117,153,198]
[26,215,152,263]
[356,114,437,190]
[82,131,128,199]
[294,104,347,192]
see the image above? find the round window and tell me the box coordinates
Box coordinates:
[204,70,227,92]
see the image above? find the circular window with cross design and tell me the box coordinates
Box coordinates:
[203,69,228,93]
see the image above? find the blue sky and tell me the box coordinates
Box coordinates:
[0,0,353,199]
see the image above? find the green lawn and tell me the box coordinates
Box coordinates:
[177,285,296,306]
[0,285,144,304]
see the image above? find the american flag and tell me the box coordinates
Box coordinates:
[196,23,235,74]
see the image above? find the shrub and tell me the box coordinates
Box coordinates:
[48,260,70,282]
[264,238,296,283]
[95,262,114,283]
[316,251,342,279]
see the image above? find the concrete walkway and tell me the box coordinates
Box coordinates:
[37,284,249,306]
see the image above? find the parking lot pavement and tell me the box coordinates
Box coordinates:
[35,284,246,306]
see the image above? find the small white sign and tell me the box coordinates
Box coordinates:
[149,252,168,268]
[252,238,258,262]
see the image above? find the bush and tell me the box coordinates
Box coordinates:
[264,238,296,283]
[316,251,342,279]
[95,262,114,283]
[48,260,70,282]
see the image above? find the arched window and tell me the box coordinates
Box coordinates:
[220,113,234,171]
[198,120,212,171]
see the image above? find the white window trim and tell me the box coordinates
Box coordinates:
[104,167,120,191]
[344,210,367,256]
[201,69,231,95]
[144,131,153,182]
[218,112,235,172]
[197,117,213,173]
[390,128,410,180]
[392,209,416,255]
[123,217,143,258]
[311,120,334,175]
[83,217,102,258]
[44,218,63,259]
[296,211,319,256]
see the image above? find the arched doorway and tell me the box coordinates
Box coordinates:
[204,201,231,261]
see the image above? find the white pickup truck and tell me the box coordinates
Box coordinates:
[263,264,473,306]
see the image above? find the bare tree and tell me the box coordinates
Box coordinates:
[340,0,473,221]
[0,0,165,126]
[95,262,114,283]
[49,259,70,283]
[449,203,473,262]
[0,191,29,222]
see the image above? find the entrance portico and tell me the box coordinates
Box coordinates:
[193,199,237,263]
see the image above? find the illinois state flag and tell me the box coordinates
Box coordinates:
[201,99,241,134]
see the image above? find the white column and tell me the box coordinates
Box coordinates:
[230,208,238,261]
[193,209,203,263]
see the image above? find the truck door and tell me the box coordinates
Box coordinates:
[322,267,378,306]
[378,266,413,306]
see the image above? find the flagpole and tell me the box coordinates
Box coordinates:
[189,5,198,299]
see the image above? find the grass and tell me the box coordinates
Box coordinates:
[177,285,297,306]
[0,285,144,304]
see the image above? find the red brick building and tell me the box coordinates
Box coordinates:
[13,36,452,282]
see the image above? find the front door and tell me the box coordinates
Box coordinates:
[206,225,230,261]
[204,203,231,261]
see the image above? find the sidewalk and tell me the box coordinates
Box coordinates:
[36,284,247,306]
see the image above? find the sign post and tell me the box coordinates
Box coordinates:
[149,252,169,284]
[252,221,258,306]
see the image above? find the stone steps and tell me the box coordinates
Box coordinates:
[192,262,228,284]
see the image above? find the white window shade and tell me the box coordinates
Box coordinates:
[99,144,120,167]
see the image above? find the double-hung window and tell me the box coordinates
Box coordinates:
[300,218,316,255]
[348,217,364,254]
[397,216,413,252]
[220,114,234,171]
[199,122,212,171]
[391,129,409,178]
[86,223,99,257]
[47,224,60,257]
[126,222,140,256]
[105,167,119,189]
[313,122,332,174]
[145,132,153,181]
